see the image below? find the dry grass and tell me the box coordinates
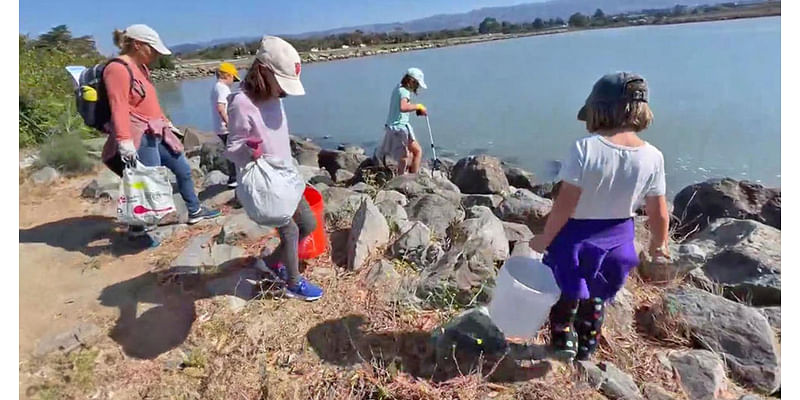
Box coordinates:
[21,222,698,400]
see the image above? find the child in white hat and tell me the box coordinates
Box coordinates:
[225,36,323,301]
[376,67,428,175]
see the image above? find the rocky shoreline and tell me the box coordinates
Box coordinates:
[150,29,568,82]
[22,128,781,398]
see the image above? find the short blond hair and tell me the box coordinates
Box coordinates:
[583,80,654,133]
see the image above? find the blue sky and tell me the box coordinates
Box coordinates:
[20,0,544,54]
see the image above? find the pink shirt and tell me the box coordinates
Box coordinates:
[225,91,292,167]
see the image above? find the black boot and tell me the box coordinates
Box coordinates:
[576,297,605,361]
[549,297,579,361]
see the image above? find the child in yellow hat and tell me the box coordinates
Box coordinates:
[211,62,241,188]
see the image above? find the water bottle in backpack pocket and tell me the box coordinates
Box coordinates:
[69,58,140,131]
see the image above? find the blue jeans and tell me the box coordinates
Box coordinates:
[137,134,200,214]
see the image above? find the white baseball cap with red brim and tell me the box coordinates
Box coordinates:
[256,36,305,96]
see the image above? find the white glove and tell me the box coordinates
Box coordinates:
[118,139,137,163]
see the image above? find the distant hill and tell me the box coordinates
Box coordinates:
[171,0,723,53]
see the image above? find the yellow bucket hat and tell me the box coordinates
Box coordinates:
[218,62,240,82]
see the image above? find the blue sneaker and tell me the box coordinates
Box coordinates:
[187,206,222,225]
[285,278,323,302]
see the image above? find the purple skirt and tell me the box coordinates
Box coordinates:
[543,218,638,301]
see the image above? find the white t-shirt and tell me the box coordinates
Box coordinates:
[210,81,232,135]
[558,135,666,219]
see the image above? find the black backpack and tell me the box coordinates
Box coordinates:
[75,58,144,131]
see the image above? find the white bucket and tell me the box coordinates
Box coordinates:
[488,254,561,339]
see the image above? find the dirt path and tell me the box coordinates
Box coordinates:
[19,174,156,355]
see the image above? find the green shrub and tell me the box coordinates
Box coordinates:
[37,132,94,174]
[19,28,104,147]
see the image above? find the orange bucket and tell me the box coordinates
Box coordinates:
[298,186,328,260]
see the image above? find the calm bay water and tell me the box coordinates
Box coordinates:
[157,17,780,196]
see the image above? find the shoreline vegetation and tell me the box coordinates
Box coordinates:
[151,1,781,82]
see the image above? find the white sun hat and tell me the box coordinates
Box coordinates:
[124,24,172,55]
[406,67,427,89]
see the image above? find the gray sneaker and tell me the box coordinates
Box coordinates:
[187,206,222,225]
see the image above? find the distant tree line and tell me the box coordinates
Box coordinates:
[177,1,760,60]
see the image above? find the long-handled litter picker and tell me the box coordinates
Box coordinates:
[425,115,442,172]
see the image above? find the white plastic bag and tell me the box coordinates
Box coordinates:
[117,162,176,226]
[236,156,305,227]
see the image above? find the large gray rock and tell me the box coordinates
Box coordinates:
[418,239,497,305]
[290,136,321,166]
[376,200,408,227]
[171,234,246,272]
[334,169,355,183]
[502,221,533,244]
[297,165,330,182]
[215,213,273,245]
[348,182,374,194]
[417,209,506,304]
[365,259,400,289]
[31,167,60,185]
[406,193,465,238]
[637,242,706,282]
[81,169,121,200]
[364,260,402,301]
[646,287,780,394]
[204,187,237,209]
[759,307,780,333]
[318,149,368,176]
[495,189,553,233]
[686,219,781,306]
[455,206,509,262]
[34,323,102,357]
[321,187,369,228]
[502,164,536,191]
[199,142,233,176]
[391,221,431,261]
[384,173,461,204]
[183,128,222,156]
[605,287,635,336]
[641,383,678,400]
[668,350,727,400]
[461,194,503,211]
[673,178,780,238]
[347,199,390,270]
[202,170,230,188]
[375,190,408,207]
[451,155,510,195]
[531,182,557,199]
[577,360,644,400]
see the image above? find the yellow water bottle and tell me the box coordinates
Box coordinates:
[81,86,97,102]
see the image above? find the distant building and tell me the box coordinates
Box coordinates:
[341,45,350,49]
[310,48,319,52]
